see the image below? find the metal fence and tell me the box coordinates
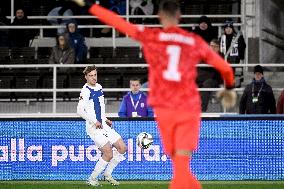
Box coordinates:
[0,63,283,117]
[1,0,280,117]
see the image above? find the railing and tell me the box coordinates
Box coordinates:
[1,63,284,117]
[4,0,245,48]
[0,20,243,39]
[0,13,245,66]
[0,0,260,117]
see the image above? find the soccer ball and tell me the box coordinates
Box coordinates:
[136,132,153,149]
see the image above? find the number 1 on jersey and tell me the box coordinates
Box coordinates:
[163,45,181,81]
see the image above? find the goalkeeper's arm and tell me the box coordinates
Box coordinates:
[87,3,139,38]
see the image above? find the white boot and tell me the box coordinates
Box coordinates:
[86,178,100,186]
[104,174,120,186]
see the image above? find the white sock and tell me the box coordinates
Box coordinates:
[104,157,120,176]
[90,157,109,180]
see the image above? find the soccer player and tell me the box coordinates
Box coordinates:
[77,65,127,186]
[74,1,236,188]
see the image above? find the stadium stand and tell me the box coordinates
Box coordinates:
[40,73,69,100]
[10,47,35,60]
[0,47,9,60]
[15,75,40,100]
[37,47,51,59]
[0,0,283,115]
[89,47,115,58]
[0,75,13,99]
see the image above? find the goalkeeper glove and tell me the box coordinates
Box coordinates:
[72,0,94,8]
[217,89,237,109]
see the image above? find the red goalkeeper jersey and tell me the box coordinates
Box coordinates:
[89,5,235,112]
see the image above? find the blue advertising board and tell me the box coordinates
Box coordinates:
[0,117,284,180]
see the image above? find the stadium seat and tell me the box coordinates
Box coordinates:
[115,47,141,58]
[68,74,85,99]
[37,47,52,59]
[104,57,129,64]
[37,58,49,64]
[15,75,40,99]
[0,47,10,60]
[11,47,36,59]
[86,58,104,64]
[128,57,146,64]
[40,74,68,100]
[69,74,85,88]
[89,47,115,58]
[9,59,25,64]
[99,74,122,98]
[0,76,14,99]
[41,74,68,89]
[122,68,148,88]
[98,74,120,88]
[0,76,13,88]
[0,59,11,65]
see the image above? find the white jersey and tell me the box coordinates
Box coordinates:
[77,83,107,125]
[77,83,121,148]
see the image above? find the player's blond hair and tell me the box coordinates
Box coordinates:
[83,65,97,75]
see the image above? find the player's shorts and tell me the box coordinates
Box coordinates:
[86,123,121,149]
[154,108,201,156]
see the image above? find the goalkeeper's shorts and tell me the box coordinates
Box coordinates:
[154,108,201,156]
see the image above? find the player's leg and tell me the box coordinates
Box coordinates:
[103,131,127,185]
[112,137,127,154]
[171,152,202,189]
[89,142,113,181]
[170,153,202,189]
[154,109,178,188]
[87,128,113,186]
[154,108,176,156]
[170,114,202,189]
[155,108,202,189]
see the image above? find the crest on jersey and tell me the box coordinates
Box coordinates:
[141,103,144,108]
[79,96,83,101]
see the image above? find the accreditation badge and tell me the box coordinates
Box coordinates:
[252,97,258,103]
[132,112,138,117]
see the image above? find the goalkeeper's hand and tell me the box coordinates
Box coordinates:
[72,0,93,7]
[217,89,237,109]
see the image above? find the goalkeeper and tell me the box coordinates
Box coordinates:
[74,0,237,189]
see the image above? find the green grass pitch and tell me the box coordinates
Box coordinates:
[1,181,284,189]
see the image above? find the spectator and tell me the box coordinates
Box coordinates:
[193,16,218,43]
[130,0,154,24]
[110,0,126,15]
[47,6,73,34]
[10,8,35,47]
[220,20,246,87]
[276,90,284,114]
[198,39,223,112]
[98,0,127,37]
[239,65,276,114]
[49,33,75,65]
[220,20,246,63]
[66,21,87,64]
[118,78,153,118]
